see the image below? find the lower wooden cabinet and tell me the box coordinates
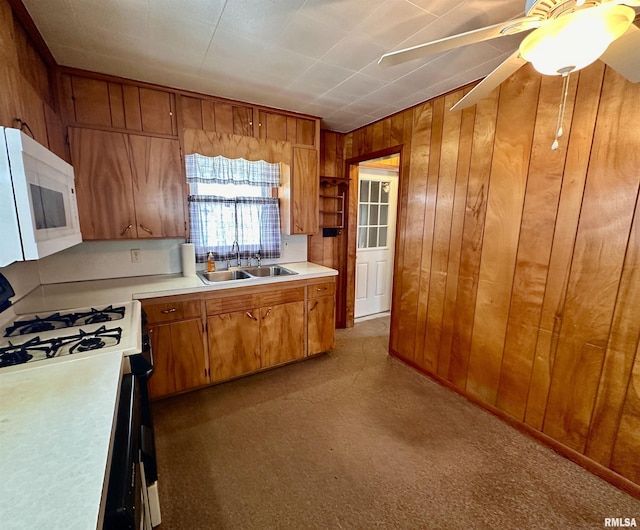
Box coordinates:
[147,318,207,399]
[143,276,336,398]
[308,295,335,355]
[261,301,305,367]
[208,309,261,381]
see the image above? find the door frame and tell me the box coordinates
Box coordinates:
[341,145,403,328]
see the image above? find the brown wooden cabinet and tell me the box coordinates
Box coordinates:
[283,146,318,235]
[307,280,336,355]
[207,286,305,382]
[60,73,177,135]
[144,297,208,400]
[69,127,186,240]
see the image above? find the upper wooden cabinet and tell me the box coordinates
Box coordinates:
[290,147,319,234]
[69,127,186,240]
[59,73,177,136]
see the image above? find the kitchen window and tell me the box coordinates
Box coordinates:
[186,154,281,263]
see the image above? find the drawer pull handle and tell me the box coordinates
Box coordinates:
[140,224,153,235]
[316,287,327,291]
[246,311,258,321]
[309,301,318,312]
[120,223,133,236]
[263,308,272,319]
[160,308,177,314]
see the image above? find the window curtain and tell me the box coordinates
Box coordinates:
[185,154,281,187]
[186,154,282,262]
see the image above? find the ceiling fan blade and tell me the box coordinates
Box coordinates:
[600,24,640,82]
[450,51,528,111]
[378,16,542,68]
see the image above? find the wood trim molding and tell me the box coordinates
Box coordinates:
[390,350,640,501]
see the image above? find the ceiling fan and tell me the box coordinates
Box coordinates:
[379,0,640,117]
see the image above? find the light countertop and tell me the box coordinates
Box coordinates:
[0,350,124,530]
[14,261,337,314]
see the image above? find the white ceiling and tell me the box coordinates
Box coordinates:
[21,0,528,132]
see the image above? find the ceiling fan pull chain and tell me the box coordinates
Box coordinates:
[552,71,571,151]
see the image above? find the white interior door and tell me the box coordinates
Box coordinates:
[355,169,398,319]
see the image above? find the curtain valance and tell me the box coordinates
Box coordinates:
[185,153,281,187]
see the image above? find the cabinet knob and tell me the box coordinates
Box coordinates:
[120,223,133,236]
[309,301,318,312]
[140,224,153,235]
[263,308,272,319]
[161,308,177,314]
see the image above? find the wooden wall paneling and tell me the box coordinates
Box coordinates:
[122,84,142,131]
[322,131,337,177]
[372,120,385,152]
[390,110,413,354]
[495,74,578,421]
[201,100,216,131]
[543,68,640,453]
[524,64,605,430]
[17,77,47,144]
[586,184,640,466]
[286,116,297,144]
[465,66,540,404]
[395,102,433,361]
[437,100,475,379]
[71,76,112,127]
[43,102,68,161]
[12,15,51,106]
[0,0,17,65]
[108,82,126,129]
[447,89,499,388]
[0,63,22,128]
[214,102,234,134]
[181,96,203,130]
[345,163,359,326]
[382,118,391,147]
[56,73,74,124]
[415,96,445,370]
[611,340,640,483]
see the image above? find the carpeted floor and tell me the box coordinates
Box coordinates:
[152,316,640,529]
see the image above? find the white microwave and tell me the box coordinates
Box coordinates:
[0,127,82,267]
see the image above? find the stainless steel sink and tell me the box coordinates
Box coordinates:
[198,270,252,283]
[243,266,297,277]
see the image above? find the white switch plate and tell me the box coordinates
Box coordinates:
[131,249,142,263]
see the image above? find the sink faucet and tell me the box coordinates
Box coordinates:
[231,240,240,267]
[255,252,261,268]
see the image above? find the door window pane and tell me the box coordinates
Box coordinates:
[370,204,379,225]
[368,227,378,248]
[379,205,388,225]
[360,180,369,202]
[371,181,380,202]
[381,182,390,204]
[359,204,368,225]
[358,227,367,248]
[379,227,387,247]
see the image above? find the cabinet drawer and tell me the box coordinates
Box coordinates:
[206,294,258,316]
[143,299,201,323]
[307,280,335,299]
[258,287,304,307]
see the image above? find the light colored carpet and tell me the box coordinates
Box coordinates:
[152,316,640,529]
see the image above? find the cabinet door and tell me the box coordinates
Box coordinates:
[261,301,305,367]
[129,135,186,238]
[148,319,207,399]
[308,295,335,355]
[69,127,137,239]
[208,310,261,381]
[292,147,319,234]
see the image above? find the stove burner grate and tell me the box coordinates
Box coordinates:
[0,326,123,367]
[4,305,126,337]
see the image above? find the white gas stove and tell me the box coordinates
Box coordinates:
[0,300,142,371]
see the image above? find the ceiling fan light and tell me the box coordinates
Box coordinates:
[519,4,634,76]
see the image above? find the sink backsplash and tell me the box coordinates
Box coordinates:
[35,235,308,284]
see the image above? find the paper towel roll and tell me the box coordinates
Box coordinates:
[181,243,196,277]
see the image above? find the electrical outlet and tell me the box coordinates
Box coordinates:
[130,249,142,263]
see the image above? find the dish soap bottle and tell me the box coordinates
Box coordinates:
[207,251,216,272]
